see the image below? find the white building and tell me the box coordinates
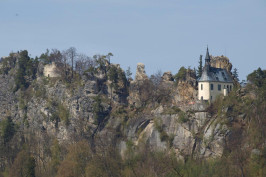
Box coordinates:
[198,48,234,102]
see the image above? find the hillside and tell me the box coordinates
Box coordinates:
[0,50,265,177]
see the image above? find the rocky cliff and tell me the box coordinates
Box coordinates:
[0,54,227,159]
[0,51,264,177]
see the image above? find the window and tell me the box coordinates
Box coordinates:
[230,85,232,91]
[211,96,212,100]
[201,84,203,90]
[218,84,221,91]
[211,84,214,90]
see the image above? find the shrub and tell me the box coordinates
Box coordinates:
[163,106,181,115]
[174,66,187,83]
[92,96,105,125]
[178,111,189,123]
[56,141,92,177]
[0,116,15,144]
[48,100,70,126]
[9,150,36,177]
[58,104,70,126]
[154,118,169,142]
[34,86,46,98]
[14,50,38,91]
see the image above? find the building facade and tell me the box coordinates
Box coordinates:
[198,48,234,102]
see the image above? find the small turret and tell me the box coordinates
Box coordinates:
[205,46,211,71]
[205,47,211,64]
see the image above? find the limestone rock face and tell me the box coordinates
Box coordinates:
[0,54,234,168]
[119,108,228,159]
[128,63,149,108]
[185,69,197,86]
[162,71,174,82]
[211,56,232,72]
[106,64,128,104]
[84,80,98,96]
[175,82,197,103]
[174,69,197,103]
[135,63,148,81]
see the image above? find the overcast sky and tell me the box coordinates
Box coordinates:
[0,0,265,80]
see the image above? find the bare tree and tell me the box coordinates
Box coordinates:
[150,70,162,88]
[107,52,113,64]
[66,47,77,79]
[61,50,70,80]
[49,49,63,63]
[75,54,87,76]
[76,54,95,76]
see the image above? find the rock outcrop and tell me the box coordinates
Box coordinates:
[128,63,149,107]
[211,55,232,72]
[162,71,174,82]
[0,53,233,170]
[135,63,148,81]
[174,69,198,103]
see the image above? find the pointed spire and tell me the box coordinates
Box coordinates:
[205,46,210,61]
[204,46,211,72]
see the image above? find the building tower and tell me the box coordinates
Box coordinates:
[198,47,234,102]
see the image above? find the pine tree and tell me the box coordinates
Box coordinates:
[15,50,30,91]
[197,55,203,79]
[232,68,239,81]
[126,66,132,80]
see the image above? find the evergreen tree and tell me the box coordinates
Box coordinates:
[247,67,266,88]
[108,66,118,84]
[174,67,187,82]
[0,116,15,144]
[197,55,203,79]
[92,96,104,124]
[39,49,50,64]
[232,68,239,81]
[126,66,132,80]
[14,50,38,91]
[15,50,30,91]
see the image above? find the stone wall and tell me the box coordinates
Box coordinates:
[43,62,60,77]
